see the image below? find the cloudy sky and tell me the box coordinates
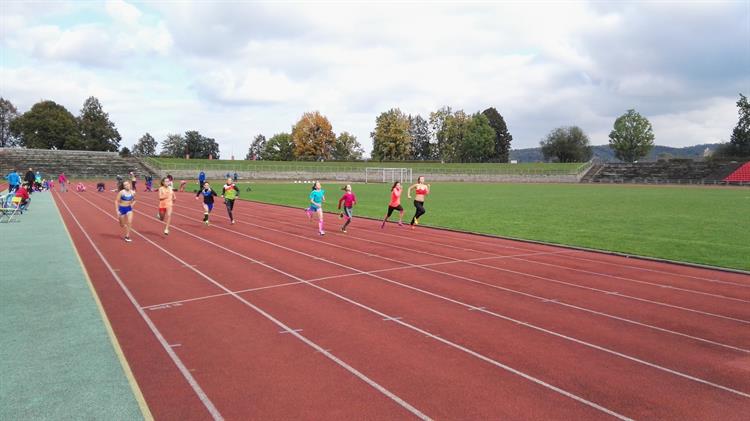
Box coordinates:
[2,0,748,157]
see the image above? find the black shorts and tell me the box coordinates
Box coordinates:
[387,205,403,217]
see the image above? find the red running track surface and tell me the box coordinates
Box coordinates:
[54,186,750,420]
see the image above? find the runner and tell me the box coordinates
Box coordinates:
[158,177,176,235]
[195,182,217,225]
[337,184,357,233]
[304,181,326,236]
[380,181,404,228]
[407,176,430,229]
[58,172,68,193]
[221,177,240,224]
[114,180,136,242]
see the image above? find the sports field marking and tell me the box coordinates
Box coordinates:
[214,200,747,303]
[151,197,750,352]
[75,192,631,419]
[511,257,750,303]
[94,194,750,400]
[172,199,750,329]
[56,195,224,421]
[564,253,750,288]
[74,194,431,421]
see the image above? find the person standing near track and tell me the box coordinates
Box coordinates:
[304,181,326,236]
[407,176,430,229]
[129,171,137,192]
[25,168,35,194]
[198,171,206,189]
[58,172,68,193]
[337,184,357,233]
[195,181,217,225]
[380,181,404,228]
[6,169,21,193]
[158,177,176,235]
[114,180,136,242]
[221,177,240,224]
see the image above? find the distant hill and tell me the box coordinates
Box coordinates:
[509,144,720,163]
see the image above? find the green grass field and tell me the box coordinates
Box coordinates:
[149,157,584,175]
[191,181,749,271]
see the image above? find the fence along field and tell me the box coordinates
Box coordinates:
[145,157,585,176]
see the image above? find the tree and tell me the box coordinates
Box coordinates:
[409,114,432,160]
[78,96,121,151]
[184,130,220,159]
[262,132,295,161]
[246,134,267,160]
[10,100,80,149]
[429,106,452,161]
[608,109,655,162]
[371,108,411,161]
[160,133,186,157]
[729,93,750,156]
[435,109,471,162]
[540,126,593,163]
[292,111,336,160]
[457,113,495,162]
[0,97,20,147]
[482,107,512,162]
[332,131,364,160]
[119,146,132,157]
[132,133,157,156]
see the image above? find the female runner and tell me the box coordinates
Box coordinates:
[158,177,176,235]
[380,181,404,228]
[337,184,357,233]
[221,177,240,224]
[407,176,430,228]
[305,181,326,236]
[114,180,136,242]
[195,182,217,225]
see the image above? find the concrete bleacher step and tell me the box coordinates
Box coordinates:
[0,148,157,179]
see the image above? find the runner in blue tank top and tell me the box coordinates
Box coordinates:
[114,180,136,242]
[304,181,326,236]
[195,182,217,225]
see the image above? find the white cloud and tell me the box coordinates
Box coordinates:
[105,0,142,25]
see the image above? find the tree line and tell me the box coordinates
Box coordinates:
[1,94,748,162]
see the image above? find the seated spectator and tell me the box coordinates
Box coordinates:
[42,179,49,190]
[76,182,86,192]
[97,182,106,192]
[179,180,187,192]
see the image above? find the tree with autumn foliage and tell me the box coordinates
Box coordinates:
[292,111,336,160]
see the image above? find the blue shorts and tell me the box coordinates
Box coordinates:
[307,204,320,212]
[206,203,214,212]
[118,205,132,215]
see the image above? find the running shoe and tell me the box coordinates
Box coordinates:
[380,222,385,229]
[398,222,404,227]
[231,220,235,224]
[124,236,132,242]
[164,229,169,235]
[319,231,325,236]
[414,218,419,225]
[205,220,210,226]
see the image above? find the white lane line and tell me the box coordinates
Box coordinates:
[564,252,750,288]
[74,193,431,421]
[142,281,307,310]
[511,257,750,304]
[250,201,750,290]
[167,199,750,346]
[57,196,224,421]
[138,200,750,400]
[208,201,750,318]
[80,195,630,419]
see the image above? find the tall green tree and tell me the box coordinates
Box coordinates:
[332,131,363,160]
[436,109,471,162]
[10,100,80,149]
[0,97,20,147]
[609,109,655,162]
[409,114,432,160]
[457,113,496,162]
[262,132,294,161]
[78,96,121,151]
[292,111,336,160]
[184,130,220,159]
[429,106,452,161]
[246,134,267,160]
[728,93,750,156]
[482,107,512,162]
[160,133,186,157]
[540,126,593,163]
[371,108,411,161]
[132,133,157,156]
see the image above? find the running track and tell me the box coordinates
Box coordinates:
[53,186,750,420]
